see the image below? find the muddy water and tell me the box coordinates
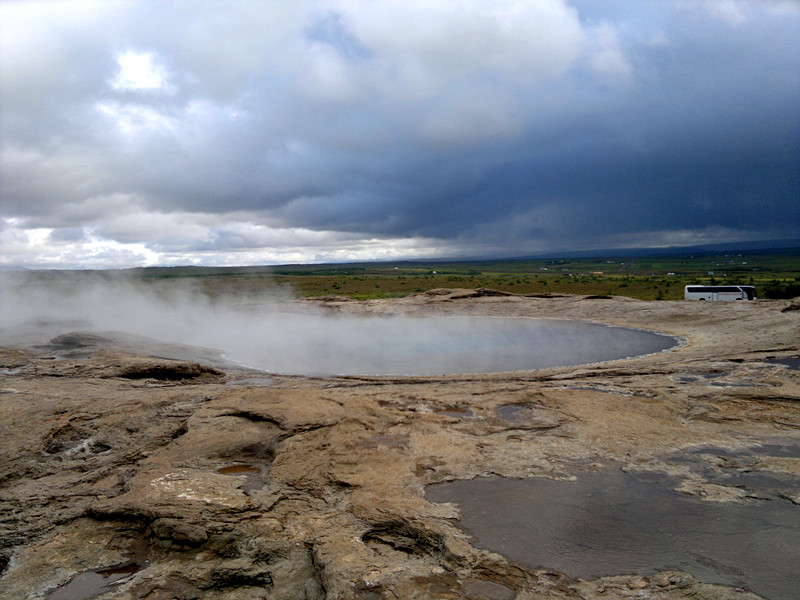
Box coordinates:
[45,562,144,600]
[427,469,800,600]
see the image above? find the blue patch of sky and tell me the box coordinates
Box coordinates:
[305,12,372,61]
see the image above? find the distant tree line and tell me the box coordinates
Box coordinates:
[761,278,800,299]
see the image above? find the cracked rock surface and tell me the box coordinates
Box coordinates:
[1,291,798,599]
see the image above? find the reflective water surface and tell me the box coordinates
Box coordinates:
[427,469,800,600]
[1,279,679,377]
[765,356,800,371]
[45,562,144,600]
[228,317,679,376]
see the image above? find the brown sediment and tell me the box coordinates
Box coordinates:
[0,291,797,599]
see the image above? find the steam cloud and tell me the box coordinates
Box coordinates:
[0,272,677,376]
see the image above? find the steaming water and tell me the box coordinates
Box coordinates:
[217,316,677,376]
[0,275,678,376]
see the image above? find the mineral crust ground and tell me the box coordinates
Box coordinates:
[1,291,798,600]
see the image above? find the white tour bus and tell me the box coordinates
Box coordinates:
[684,285,757,301]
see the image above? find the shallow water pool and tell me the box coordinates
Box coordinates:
[426,468,800,600]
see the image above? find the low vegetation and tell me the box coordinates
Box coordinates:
[18,249,800,301]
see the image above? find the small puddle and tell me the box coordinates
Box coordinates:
[427,469,800,600]
[45,562,145,600]
[496,404,560,429]
[675,372,723,382]
[216,464,266,493]
[674,373,757,388]
[496,405,527,422]
[666,443,800,501]
[225,376,280,386]
[765,357,800,371]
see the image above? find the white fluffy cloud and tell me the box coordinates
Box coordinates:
[111,51,172,91]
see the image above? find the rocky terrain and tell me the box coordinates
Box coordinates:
[0,291,798,599]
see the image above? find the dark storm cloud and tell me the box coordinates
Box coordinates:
[0,0,798,268]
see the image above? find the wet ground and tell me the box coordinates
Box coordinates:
[764,356,800,371]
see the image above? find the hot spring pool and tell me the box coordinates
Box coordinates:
[1,276,680,377]
[226,316,679,376]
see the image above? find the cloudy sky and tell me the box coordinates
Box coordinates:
[1,0,798,269]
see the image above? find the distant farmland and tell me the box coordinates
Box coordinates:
[98,248,800,302]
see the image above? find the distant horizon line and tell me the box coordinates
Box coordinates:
[3,238,798,272]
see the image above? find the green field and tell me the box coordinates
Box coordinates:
[106,248,800,302]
